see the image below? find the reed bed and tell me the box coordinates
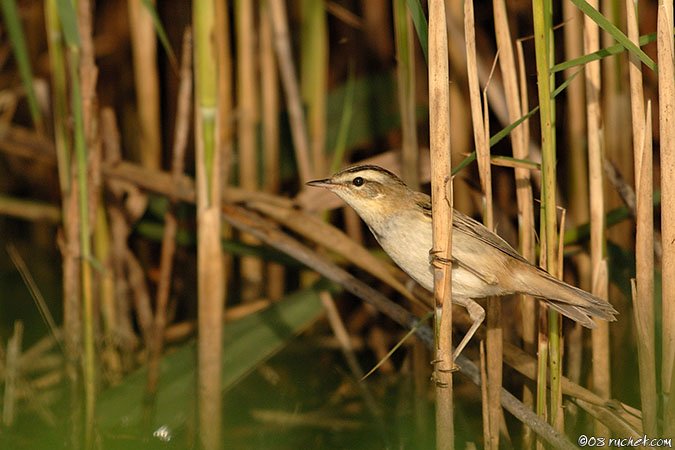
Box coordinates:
[0,1,671,449]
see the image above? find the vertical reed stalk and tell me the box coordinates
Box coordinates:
[626,1,658,437]
[269,0,313,182]
[235,0,263,301]
[464,2,497,447]
[562,5,589,433]
[428,1,454,448]
[602,1,634,262]
[535,227,549,449]
[300,0,327,177]
[72,44,96,450]
[95,205,122,383]
[658,0,675,434]
[45,0,70,192]
[394,0,419,190]
[535,311,548,450]
[100,111,139,372]
[260,1,284,300]
[127,0,161,169]
[562,3,590,277]
[480,341,491,448]
[146,29,192,401]
[260,2,279,191]
[583,0,611,437]
[532,0,563,435]
[70,0,99,443]
[194,0,225,447]
[515,37,537,449]
[492,0,531,443]
[44,3,80,415]
[634,100,658,436]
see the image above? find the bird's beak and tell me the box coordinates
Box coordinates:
[306,178,334,189]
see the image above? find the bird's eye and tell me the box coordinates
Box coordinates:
[352,176,364,187]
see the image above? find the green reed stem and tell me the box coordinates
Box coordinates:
[532,0,563,433]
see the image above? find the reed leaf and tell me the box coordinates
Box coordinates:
[140,0,177,68]
[97,285,326,431]
[1,0,43,131]
[552,31,658,73]
[405,0,427,63]
[569,0,656,71]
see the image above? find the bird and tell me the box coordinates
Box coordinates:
[307,164,617,360]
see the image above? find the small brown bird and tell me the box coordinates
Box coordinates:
[307,165,617,360]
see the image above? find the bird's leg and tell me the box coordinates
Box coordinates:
[429,249,485,359]
[451,296,485,361]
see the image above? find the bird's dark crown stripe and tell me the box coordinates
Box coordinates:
[337,165,405,184]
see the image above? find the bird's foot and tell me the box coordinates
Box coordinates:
[429,249,454,269]
[430,358,459,388]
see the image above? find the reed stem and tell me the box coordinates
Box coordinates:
[658,2,675,430]
[194,0,225,447]
[394,0,419,189]
[532,0,564,436]
[428,0,454,447]
[583,0,611,437]
[626,1,658,436]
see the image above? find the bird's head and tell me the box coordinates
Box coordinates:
[306,165,412,224]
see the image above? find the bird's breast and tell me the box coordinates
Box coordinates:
[375,214,435,291]
[371,213,501,298]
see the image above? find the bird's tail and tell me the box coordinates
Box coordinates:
[517,266,618,329]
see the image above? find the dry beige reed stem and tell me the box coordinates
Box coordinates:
[464,2,499,447]
[236,0,264,302]
[146,29,193,398]
[260,5,280,196]
[428,0,454,447]
[658,2,675,423]
[260,2,285,301]
[268,0,313,182]
[561,7,590,435]
[515,35,538,449]
[626,0,658,436]
[127,0,161,170]
[583,0,611,437]
[194,0,225,446]
[479,341,491,448]
[75,0,99,443]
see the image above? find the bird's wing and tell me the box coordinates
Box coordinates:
[414,192,529,265]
